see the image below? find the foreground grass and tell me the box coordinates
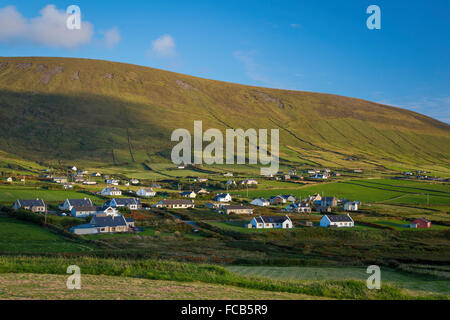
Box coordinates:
[0,256,445,300]
[0,273,321,300]
[227,266,450,296]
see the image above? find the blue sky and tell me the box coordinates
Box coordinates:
[0,0,449,123]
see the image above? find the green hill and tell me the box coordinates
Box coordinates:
[0,56,449,173]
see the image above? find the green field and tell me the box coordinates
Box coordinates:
[231,178,450,205]
[0,186,104,204]
[226,266,450,296]
[0,217,93,253]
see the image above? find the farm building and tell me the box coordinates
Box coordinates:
[156,199,195,209]
[249,216,293,229]
[410,218,431,229]
[320,214,354,228]
[12,199,46,213]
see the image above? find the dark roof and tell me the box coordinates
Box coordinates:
[71,223,99,230]
[17,199,45,207]
[113,198,141,205]
[256,216,290,223]
[67,198,92,207]
[226,205,253,210]
[322,197,337,201]
[91,215,127,227]
[125,218,134,223]
[412,218,430,223]
[71,205,97,212]
[326,214,353,222]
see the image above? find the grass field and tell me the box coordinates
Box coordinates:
[0,273,320,300]
[226,266,450,296]
[231,178,450,205]
[0,186,104,204]
[0,217,92,253]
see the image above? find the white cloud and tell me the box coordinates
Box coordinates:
[0,6,27,42]
[101,27,121,49]
[0,5,96,48]
[290,23,301,28]
[147,34,177,58]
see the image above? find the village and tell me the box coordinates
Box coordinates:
[6,165,435,236]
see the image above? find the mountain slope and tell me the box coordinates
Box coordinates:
[0,56,449,171]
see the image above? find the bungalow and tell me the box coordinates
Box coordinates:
[225,180,236,186]
[156,199,195,209]
[250,198,270,207]
[90,214,132,233]
[106,198,142,210]
[281,174,291,180]
[214,193,232,202]
[99,187,122,196]
[344,201,359,211]
[180,191,197,199]
[320,214,354,228]
[69,223,99,235]
[205,202,229,210]
[4,177,13,182]
[195,177,208,183]
[137,188,156,197]
[321,197,338,207]
[223,172,233,177]
[59,198,93,211]
[249,215,293,229]
[130,179,140,185]
[91,172,102,177]
[241,179,258,185]
[223,205,254,215]
[12,199,46,213]
[83,181,97,185]
[62,183,73,190]
[70,205,99,218]
[410,218,431,229]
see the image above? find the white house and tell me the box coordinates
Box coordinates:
[225,180,236,185]
[105,179,120,186]
[83,181,97,185]
[249,216,293,229]
[344,201,359,211]
[250,198,270,207]
[320,214,354,228]
[130,179,140,185]
[214,193,232,202]
[99,187,122,196]
[137,188,156,197]
[106,198,142,210]
[311,173,328,179]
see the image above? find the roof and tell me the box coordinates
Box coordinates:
[17,199,45,207]
[181,191,195,195]
[225,205,253,210]
[67,198,92,207]
[91,215,127,227]
[325,214,353,222]
[71,205,97,212]
[71,223,99,230]
[322,197,337,201]
[125,218,134,223]
[255,216,290,224]
[411,218,430,223]
[112,198,141,205]
[160,199,194,205]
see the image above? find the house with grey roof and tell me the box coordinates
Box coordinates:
[106,198,142,210]
[12,199,46,213]
[156,199,195,209]
[59,198,93,211]
[249,215,292,229]
[320,214,354,228]
[70,214,135,234]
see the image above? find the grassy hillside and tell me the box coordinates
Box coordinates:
[0,56,449,172]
